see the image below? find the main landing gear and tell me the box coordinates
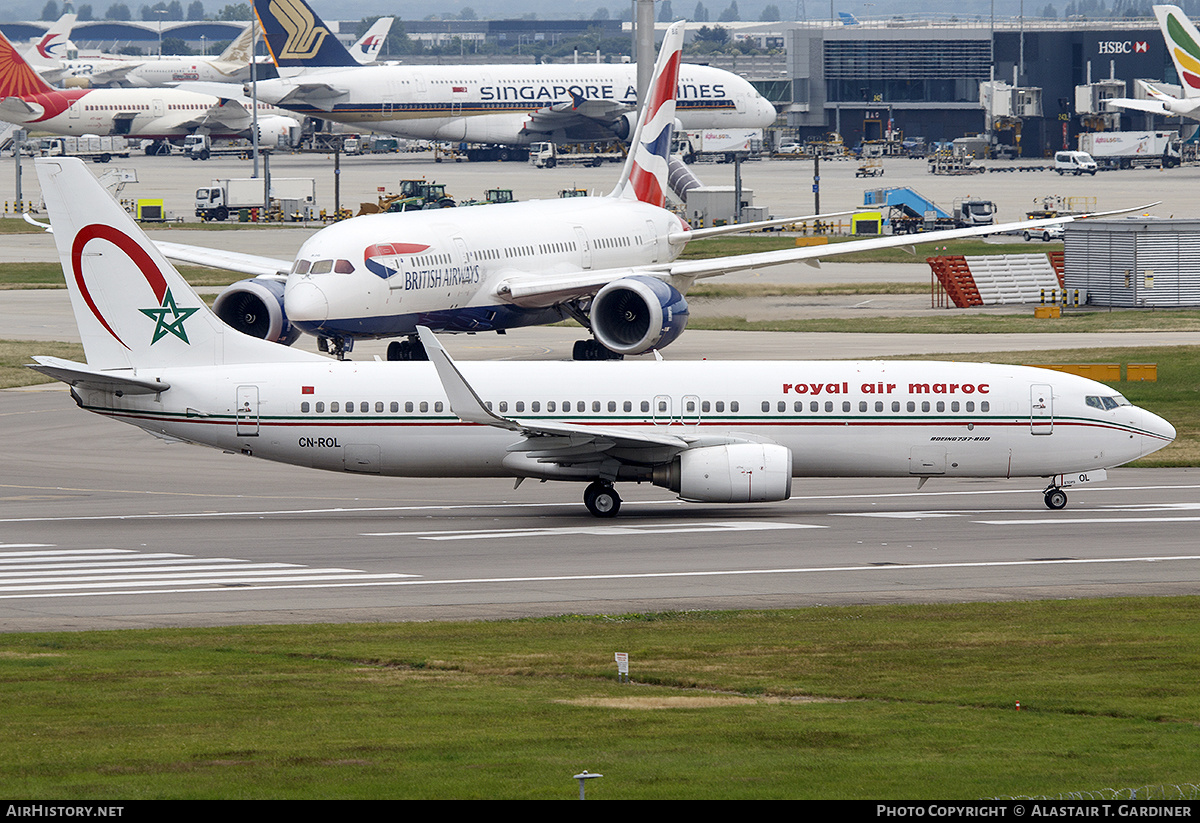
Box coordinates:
[387,337,428,361]
[584,480,621,517]
[572,339,623,361]
[1043,484,1068,510]
[318,335,352,360]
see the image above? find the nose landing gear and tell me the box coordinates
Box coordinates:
[1043,485,1068,510]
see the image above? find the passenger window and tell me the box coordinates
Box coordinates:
[531,401,540,412]
[641,401,650,413]
[390,402,398,413]
[515,401,524,412]
[301,402,310,413]
[435,402,443,413]
[703,401,712,413]
[624,401,633,412]
[375,402,384,413]
[405,401,414,413]
[810,401,818,413]
[842,401,851,412]
[906,401,915,412]
[715,401,725,413]
[593,401,601,412]
[330,402,339,413]
[420,401,429,413]
[980,401,989,412]
[547,401,556,412]
[825,401,833,413]
[360,402,369,413]
[762,401,770,413]
[966,401,975,412]
[730,401,739,413]
[316,402,325,413]
[875,401,883,412]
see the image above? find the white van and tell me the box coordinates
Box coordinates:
[1054,151,1098,176]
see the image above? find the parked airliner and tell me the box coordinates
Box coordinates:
[1108,6,1200,121]
[0,29,299,150]
[161,19,1146,363]
[248,0,776,145]
[28,154,1176,517]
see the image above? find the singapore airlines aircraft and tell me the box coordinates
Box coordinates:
[0,30,299,148]
[1107,6,1200,121]
[162,20,1142,363]
[249,0,776,144]
[28,154,1175,517]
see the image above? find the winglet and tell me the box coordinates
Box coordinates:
[611,21,686,206]
[416,326,517,430]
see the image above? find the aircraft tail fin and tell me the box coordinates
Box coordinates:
[610,21,685,207]
[0,29,57,98]
[217,22,257,65]
[1156,4,1200,98]
[24,13,76,67]
[35,158,320,371]
[352,17,394,64]
[253,0,358,69]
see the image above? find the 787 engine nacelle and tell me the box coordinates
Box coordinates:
[590,275,689,356]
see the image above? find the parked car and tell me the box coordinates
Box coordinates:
[1054,151,1098,176]
[1023,224,1064,242]
[777,142,803,154]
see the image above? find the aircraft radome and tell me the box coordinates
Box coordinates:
[27,31,1176,518]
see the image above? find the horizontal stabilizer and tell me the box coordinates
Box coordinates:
[28,356,170,395]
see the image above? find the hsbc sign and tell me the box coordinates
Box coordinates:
[1098,40,1149,54]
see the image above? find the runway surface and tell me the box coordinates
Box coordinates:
[2,386,1197,632]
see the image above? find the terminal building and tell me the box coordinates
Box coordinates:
[1,15,1182,157]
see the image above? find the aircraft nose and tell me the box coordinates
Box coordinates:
[285,280,329,323]
[1137,407,1176,458]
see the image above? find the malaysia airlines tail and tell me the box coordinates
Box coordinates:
[1156,5,1200,97]
[352,17,394,64]
[33,158,320,376]
[0,29,58,98]
[610,21,685,208]
[254,0,359,71]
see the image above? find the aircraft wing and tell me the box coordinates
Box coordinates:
[155,241,292,278]
[418,326,692,462]
[271,82,348,112]
[1104,97,1172,115]
[27,356,170,395]
[520,96,634,139]
[494,208,1157,307]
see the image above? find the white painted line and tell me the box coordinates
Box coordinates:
[365,521,826,540]
[978,516,1200,525]
[1,554,1195,600]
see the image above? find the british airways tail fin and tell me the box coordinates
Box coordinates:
[1156,5,1200,98]
[35,158,320,371]
[0,29,57,97]
[254,0,358,70]
[610,21,685,207]
[352,17,393,64]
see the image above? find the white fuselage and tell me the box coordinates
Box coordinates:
[284,195,684,339]
[4,86,290,139]
[256,62,776,144]
[49,56,251,87]
[73,359,1174,486]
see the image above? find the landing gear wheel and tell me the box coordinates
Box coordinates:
[387,338,428,361]
[572,339,623,361]
[584,482,621,518]
[1044,488,1068,510]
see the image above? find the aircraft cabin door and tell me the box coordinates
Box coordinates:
[680,395,701,426]
[152,98,165,118]
[1030,383,1054,435]
[574,226,592,270]
[652,394,672,425]
[236,385,259,436]
[645,219,660,263]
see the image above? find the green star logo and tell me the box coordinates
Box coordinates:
[138,287,199,345]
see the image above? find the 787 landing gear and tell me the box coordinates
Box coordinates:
[387,337,428,361]
[1043,484,1068,510]
[584,480,621,517]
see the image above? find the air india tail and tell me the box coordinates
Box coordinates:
[610,21,685,208]
[0,28,57,98]
[34,157,320,371]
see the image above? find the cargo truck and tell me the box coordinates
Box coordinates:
[1076,131,1181,170]
[195,177,315,221]
[38,136,131,163]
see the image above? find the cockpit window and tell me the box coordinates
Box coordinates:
[334,259,354,274]
[311,259,333,274]
[1086,395,1128,410]
[292,259,311,274]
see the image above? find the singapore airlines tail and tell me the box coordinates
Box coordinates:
[611,21,685,208]
[34,157,320,373]
[1155,5,1200,97]
[254,0,359,70]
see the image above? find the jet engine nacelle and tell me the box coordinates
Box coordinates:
[257,115,301,149]
[653,444,793,503]
[590,275,689,356]
[62,76,92,89]
[212,277,301,346]
[610,113,683,143]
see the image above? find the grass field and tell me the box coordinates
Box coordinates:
[1,599,1197,799]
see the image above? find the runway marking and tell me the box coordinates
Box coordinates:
[1,484,1198,524]
[0,546,415,598]
[364,521,825,541]
[978,516,1200,525]
[1,554,1196,600]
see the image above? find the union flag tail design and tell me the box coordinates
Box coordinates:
[612,22,685,207]
[0,29,56,98]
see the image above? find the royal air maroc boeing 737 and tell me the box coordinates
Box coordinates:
[27,153,1175,516]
